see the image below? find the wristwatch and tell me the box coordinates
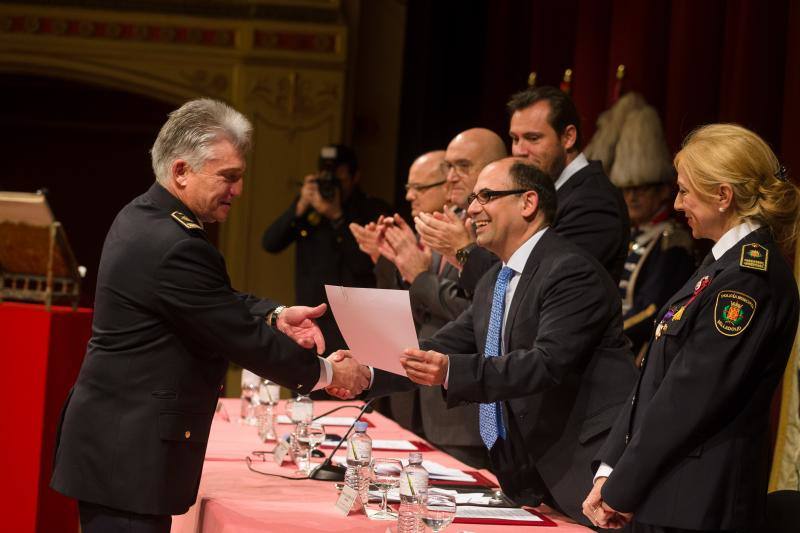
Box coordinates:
[455,243,477,267]
[268,305,287,328]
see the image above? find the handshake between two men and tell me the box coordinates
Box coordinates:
[324,348,448,399]
[268,302,370,395]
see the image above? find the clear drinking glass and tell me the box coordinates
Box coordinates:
[240,381,259,426]
[292,422,310,474]
[370,458,402,520]
[287,394,313,425]
[256,380,280,441]
[259,379,281,406]
[421,491,456,532]
[255,403,276,442]
[298,423,326,475]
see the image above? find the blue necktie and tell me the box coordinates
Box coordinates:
[479,266,514,449]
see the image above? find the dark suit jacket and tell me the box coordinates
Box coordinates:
[598,227,799,531]
[459,159,630,291]
[371,229,637,525]
[51,183,322,516]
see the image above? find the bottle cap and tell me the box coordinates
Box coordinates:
[408,452,423,464]
[354,421,368,432]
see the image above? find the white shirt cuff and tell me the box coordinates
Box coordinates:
[443,355,450,389]
[312,356,333,391]
[593,462,613,484]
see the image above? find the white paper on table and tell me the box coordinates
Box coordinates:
[332,457,475,482]
[325,285,419,376]
[322,438,418,451]
[368,488,491,505]
[417,460,476,482]
[455,506,543,522]
[276,415,358,426]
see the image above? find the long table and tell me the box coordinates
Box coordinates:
[171,398,591,532]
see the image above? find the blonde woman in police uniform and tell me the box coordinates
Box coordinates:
[583,124,800,533]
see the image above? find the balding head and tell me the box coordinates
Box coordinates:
[405,150,448,217]
[444,128,507,207]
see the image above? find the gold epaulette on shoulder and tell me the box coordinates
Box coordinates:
[171,211,204,231]
[739,242,768,272]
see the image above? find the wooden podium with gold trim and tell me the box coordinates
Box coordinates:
[0,190,91,531]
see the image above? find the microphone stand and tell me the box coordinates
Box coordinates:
[309,398,375,481]
[313,403,373,421]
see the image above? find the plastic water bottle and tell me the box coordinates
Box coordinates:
[345,421,372,504]
[398,452,428,533]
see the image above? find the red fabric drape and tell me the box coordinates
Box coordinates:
[509,0,799,176]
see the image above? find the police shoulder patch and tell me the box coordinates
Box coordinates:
[714,290,756,336]
[739,243,768,272]
[171,211,203,231]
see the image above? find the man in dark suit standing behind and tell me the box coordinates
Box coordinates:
[336,158,637,526]
[452,86,630,291]
[50,98,368,532]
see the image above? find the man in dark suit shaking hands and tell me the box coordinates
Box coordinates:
[335,158,637,526]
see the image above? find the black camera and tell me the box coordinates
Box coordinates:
[313,171,340,201]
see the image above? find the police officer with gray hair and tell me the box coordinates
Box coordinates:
[51,99,368,532]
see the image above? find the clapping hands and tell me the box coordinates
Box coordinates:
[378,215,432,283]
[414,207,474,267]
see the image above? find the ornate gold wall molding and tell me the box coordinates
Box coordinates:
[247,70,340,137]
[0,2,348,301]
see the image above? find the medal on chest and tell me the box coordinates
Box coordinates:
[655,275,712,339]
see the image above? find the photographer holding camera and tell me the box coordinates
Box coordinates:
[263,145,391,353]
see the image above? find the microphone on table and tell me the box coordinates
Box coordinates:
[313,402,374,421]
[309,398,375,482]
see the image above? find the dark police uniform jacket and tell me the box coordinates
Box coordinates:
[620,218,696,357]
[597,226,799,531]
[459,160,630,290]
[370,229,637,526]
[51,182,321,516]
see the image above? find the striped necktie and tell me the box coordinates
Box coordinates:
[479,266,514,449]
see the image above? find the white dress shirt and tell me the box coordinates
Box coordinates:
[553,152,589,191]
[711,219,762,260]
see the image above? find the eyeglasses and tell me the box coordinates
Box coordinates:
[467,188,532,205]
[442,160,473,177]
[404,179,447,192]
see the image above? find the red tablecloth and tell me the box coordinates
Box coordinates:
[171,398,591,532]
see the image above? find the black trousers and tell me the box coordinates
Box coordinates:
[79,502,171,533]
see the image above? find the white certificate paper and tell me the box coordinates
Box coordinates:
[325,285,419,376]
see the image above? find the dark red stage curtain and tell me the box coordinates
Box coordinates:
[520,0,799,177]
[397,0,798,209]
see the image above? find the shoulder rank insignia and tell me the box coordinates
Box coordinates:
[714,290,756,336]
[171,211,203,231]
[739,243,768,272]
